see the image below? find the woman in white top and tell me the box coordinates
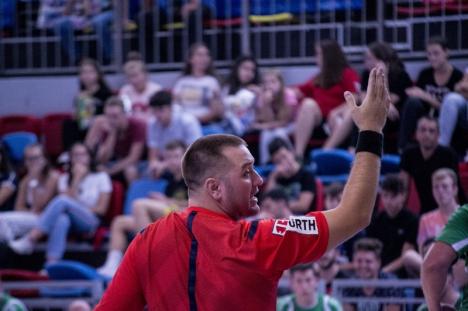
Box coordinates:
[173,42,223,125]
[9,143,112,263]
[0,144,59,243]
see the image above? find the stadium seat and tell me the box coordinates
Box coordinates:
[459,162,468,197]
[2,131,38,164]
[310,149,353,184]
[0,115,41,137]
[0,269,49,298]
[381,154,400,175]
[123,178,168,215]
[41,113,73,160]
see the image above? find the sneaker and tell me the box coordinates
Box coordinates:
[9,236,34,255]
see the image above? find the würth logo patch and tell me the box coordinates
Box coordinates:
[272,216,318,236]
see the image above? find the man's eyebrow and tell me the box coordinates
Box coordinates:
[241,160,255,169]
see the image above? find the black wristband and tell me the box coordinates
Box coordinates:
[355,130,383,157]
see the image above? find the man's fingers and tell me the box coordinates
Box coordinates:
[344,91,357,109]
[367,67,377,98]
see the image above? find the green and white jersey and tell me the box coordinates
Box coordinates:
[277,293,342,311]
[437,204,468,310]
[0,293,27,311]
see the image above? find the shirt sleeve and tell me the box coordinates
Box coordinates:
[297,78,315,99]
[98,172,112,193]
[247,211,329,274]
[95,232,147,310]
[437,205,468,257]
[57,174,68,193]
[341,68,360,93]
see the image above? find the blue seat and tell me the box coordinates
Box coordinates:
[381,154,400,175]
[2,131,38,164]
[123,178,168,215]
[310,149,353,184]
[254,164,275,178]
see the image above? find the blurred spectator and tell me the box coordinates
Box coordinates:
[324,42,413,153]
[63,58,113,151]
[324,182,344,211]
[293,39,360,158]
[120,55,162,118]
[438,66,468,155]
[399,37,463,150]
[0,280,27,311]
[265,138,315,214]
[277,263,343,311]
[252,69,297,164]
[98,141,187,278]
[222,55,260,136]
[172,42,223,125]
[316,248,350,294]
[366,174,418,278]
[256,188,291,219]
[9,143,112,262]
[68,299,92,311]
[0,144,59,243]
[343,238,401,311]
[85,97,146,184]
[36,0,114,64]
[399,116,464,214]
[0,143,17,211]
[146,90,201,178]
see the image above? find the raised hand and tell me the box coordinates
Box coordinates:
[344,66,390,133]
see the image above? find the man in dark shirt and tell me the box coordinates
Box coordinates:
[400,116,465,214]
[367,174,418,278]
[265,138,316,214]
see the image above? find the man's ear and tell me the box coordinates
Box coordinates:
[205,177,222,201]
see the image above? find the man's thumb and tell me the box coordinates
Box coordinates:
[344,91,357,108]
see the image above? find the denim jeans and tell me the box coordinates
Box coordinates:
[37,194,99,261]
[438,92,468,146]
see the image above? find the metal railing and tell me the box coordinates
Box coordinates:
[0,0,467,75]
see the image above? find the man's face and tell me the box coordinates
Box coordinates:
[219,145,263,219]
[290,269,318,301]
[432,176,457,207]
[153,105,172,126]
[260,197,288,219]
[426,44,448,70]
[380,190,405,218]
[105,105,127,129]
[354,250,380,280]
[415,118,439,149]
[271,147,297,178]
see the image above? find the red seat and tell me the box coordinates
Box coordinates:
[41,113,73,159]
[459,162,468,197]
[407,178,421,216]
[314,178,325,211]
[0,115,41,137]
[0,269,49,298]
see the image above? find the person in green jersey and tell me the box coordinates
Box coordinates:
[422,204,468,310]
[277,263,342,311]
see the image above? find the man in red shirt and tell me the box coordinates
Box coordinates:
[95,67,390,310]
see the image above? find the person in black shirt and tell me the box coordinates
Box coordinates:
[367,174,418,278]
[399,37,463,150]
[400,116,465,214]
[265,138,316,214]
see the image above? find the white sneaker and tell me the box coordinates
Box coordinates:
[9,236,34,255]
[0,219,13,242]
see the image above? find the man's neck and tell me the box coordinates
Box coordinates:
[439,201,458,216]
[295,293,317,309]
[435,62,451,75]
[420,145,436,159]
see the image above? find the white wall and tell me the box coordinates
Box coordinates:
[0,60,466,117]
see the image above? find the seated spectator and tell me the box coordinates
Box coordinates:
[265,138,315,214]
[343,238,401,311]
[293,39,360,158]
[36,0,113,64]
[120,54,162,118]
[172,42,223,125]
[0,144,59,243]
[252,69,297,164]
[324,182,344,211]
[146,90,202,177]
[438,66,468,156]
[9,143,112,263]
[399,37,463,150]
[366,174,418,278]
[63,58,113,151]
[222,55,260,136]
[98,141,187,278]
[85,97,146,184]
[316,248,350,294]
[400,116,465,214]
[0,143,17,211]
[277,263,343,311]
[324,42,413,153]
[256,188,291,219]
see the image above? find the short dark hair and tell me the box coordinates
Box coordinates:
[417,115,439,131]
[150,90,172,109]
[427,36,449,50]
[261,188,289,204]
[290,263,318,277]
[165,140,186,152]
[325,182,344,199]
[182,134,247,191]
[104,96,125,111]
[268,137,292,158]
[353,238,383,259]
[380,174,406,195]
